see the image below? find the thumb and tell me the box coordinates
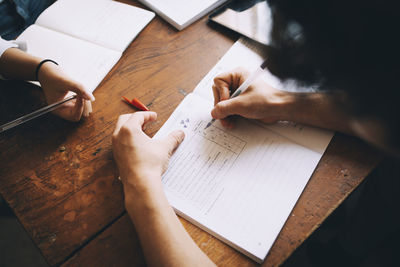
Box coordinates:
[67,79,95,102]
[163,130,185,156]
[211,97,246,119]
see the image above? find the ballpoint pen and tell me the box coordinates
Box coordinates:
[0,95,77,133]
[205,61,267,129]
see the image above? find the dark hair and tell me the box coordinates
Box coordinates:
[266,0,400,146]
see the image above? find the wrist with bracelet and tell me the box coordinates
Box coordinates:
[35,59,58,81]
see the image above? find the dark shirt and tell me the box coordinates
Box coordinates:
[0,0,55,40]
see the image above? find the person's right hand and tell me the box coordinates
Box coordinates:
[211,67,292,128]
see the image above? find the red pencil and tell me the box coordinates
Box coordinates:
[122,96,150,111]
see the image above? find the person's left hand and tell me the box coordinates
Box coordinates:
[38,62,95,121]
[112,112,185,196]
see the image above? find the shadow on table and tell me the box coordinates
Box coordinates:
[283,158,400,267]
[0,196,49,267]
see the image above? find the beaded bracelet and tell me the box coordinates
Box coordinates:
[35,59,58,81]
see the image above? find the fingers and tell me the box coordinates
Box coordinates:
[212,68,249,106]
[220,118,235,129]
[83,100,92,117]
[212,78,230,106]
[58,91,92,121]
[114,114,132,136]
[163,130,185,155]
[125,111,157,132]
[211,97,247,119]
[71,96,84,121]
[114,111,157,136]
[50,95,84,122]
[67,79,95,102]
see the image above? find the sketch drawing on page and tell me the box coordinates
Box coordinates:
[163,117,246,213]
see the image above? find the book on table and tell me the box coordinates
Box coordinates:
[16,0,155,93]
[154,38,334,263]
[137,0,229,30]
[209,0,272,45]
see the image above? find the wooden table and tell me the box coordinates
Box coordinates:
[0,2,381,266]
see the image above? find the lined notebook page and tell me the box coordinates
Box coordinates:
[155,93,323,262]
[16,25,121,93]
[35,0,155,52]
[192,37,333,153]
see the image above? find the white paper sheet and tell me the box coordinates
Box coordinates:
[35,0,155,52]
[17,25,121,92]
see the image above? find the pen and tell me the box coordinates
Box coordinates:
[205,62,267,129]
[0,95,77,133]
[122,96,150,111]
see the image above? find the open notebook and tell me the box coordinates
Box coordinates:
[15,0,155,92]
[154,38,334,263]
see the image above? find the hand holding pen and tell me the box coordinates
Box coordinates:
[0,58,95,133]
[209,62,287,129]
[38,61,95,121]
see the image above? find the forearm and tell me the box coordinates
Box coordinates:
[0,48,42,80]
[279,91,355,135]
[124,177,215,267]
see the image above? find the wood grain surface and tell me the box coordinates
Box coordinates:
[0,1,381,266]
